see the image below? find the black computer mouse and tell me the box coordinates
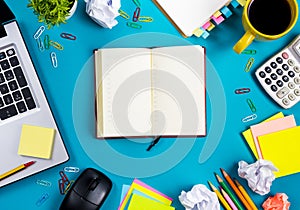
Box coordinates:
[59,168,112,210]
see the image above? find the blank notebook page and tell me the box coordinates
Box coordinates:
[154,0,230,37]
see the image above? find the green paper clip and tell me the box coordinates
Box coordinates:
[49,40,64,50]
[126,22,142,29]
[246,98,256,112]
[44,35,50,50]
[244,57,254,72]
[119,9,130,19]
[242,49,257,55]
[138,16,153,22]
[132,0,141,7]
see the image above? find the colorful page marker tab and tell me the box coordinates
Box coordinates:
[212,15,225,25]
[193,28,204,37]
[236,0,247,7]
[230,0,240,8]
[201,30,210,39]
[202,21,212,30]
[213,11,222,18]
[220,6,232,18]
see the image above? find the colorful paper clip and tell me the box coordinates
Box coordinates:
[59,171,70,185]
[138,16,153,22]
[63,180,74,194]
[36,193,49,206]
[36,179,52,187]
[244,57,254,72]
[133,7,141,22]
[36,37,44,52]
[132,0,141,7]
[59,179,65,195]
[119,9,130,19]
[50,52,58,68]
[242,49,257,55]
[49,40,64,50]
[44,35,50,50]
[64,167,80,173]
[127,22,142,29]
[242,114,257,123]
[235,88,250,94]
[60,32,76,40]
[247,98,256,112]
[33,25,45,40]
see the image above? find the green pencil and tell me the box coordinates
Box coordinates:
[215,173,244,210]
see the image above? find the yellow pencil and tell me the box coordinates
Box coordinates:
[208,181,232,210]
[234,179,258,210]
[0,161,36,181]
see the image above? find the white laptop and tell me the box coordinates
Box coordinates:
[0,1,69,187]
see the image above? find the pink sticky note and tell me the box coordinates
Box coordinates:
[211,15,225,25]
[202,21,211,30]
[250,115,296,159]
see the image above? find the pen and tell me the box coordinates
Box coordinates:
[0,161,36,181]
[220,168,252,210]
[208,181,232,210]
[234,179,258,210]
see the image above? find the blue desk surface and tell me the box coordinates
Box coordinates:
[1,0,300,209]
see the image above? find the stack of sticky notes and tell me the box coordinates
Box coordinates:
[18,124,56,159]
[119,179,175,210]
[242,112,300,178]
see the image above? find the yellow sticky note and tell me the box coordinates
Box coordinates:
[258,126,300,178]
[128,194,175,210]
[242,112,284,159]
[193,28,204,37]
[18,124,56,159]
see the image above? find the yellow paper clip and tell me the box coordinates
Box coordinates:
[247,98,256,112]
[63,180,74,194]
[64,166,80,173]
[119,9,130,19]
[50,52,58,68]
[126,22,142,29]
[36,193,49,206]
[242,114,257,123]
[49,40,64,50]
[244,57,254,72]
[33,25,45,39]
[36,179,52,187]
[138,16,153,22]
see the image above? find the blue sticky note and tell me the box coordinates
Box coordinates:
[230,0,240,8]
[201,30,210,39]
[220,6,232,18]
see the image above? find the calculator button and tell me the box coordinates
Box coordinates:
[294,89,300,96]
[288,59,295,66]
[0,52,6,60]
[21,87,36,110]
[6,48,15,57]
[4,70,14,81]
[0,84,9,94]
[294,77,300,85]
[265,78,272,85]
[13,67,27,87]
[282,64,289,70]
[8,80,18,91]
[282,76,289,82]
[276,69,283,75]
[0,73,4,84]
[0,97,3,107]
[294,66,300,73]
[282,98,290,106]
[282,52,289,59]
[288,82,295,89]
[276,87,290,99]
[0,104,18,120]
[265,66,272,73]
[276,57,283,64]
[12,91,22,101]
[16,101,27,113]
[0,60,10,70]
[288,93,296,101]
[271,62,277,68]
[288,71,295,78]
[276,80,284,87]
[271,85,278,92]
[270,73,278,80]
[9,56,19,67]
[3,94,13,105]
[259,71,266,78]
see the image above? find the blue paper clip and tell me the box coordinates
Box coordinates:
[138,16,153,22]
[133,7,141,22]
[247,98,256,112]
[33,25,45,39]
[36,37,44,52]
[132,0,141,7]
[49,40,64,50]
[235,88,250,94]
[60,33,76,40]
[127,22,142,29]
[242,49,257,55]
[64,167,80,173]
[244,57,254,72]
[44,35,50,50]
[36,193,49,206]
[36,179,52,187]
[50,52,58,68]
[119,9,130,19]
[242,114,257,122]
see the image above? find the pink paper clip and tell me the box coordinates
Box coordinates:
[133,7,141,22]
[59,171,70,185]
[60,33,76,40]
[235,88,250,94]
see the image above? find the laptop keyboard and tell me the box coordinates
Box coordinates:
[0,47,36,121]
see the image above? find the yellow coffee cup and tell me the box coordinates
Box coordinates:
[233,0,298,54]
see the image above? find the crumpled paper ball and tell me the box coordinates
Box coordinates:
[262,193,290,210]
[178,184,220,210]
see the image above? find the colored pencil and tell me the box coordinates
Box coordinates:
[0,161,36,181]
[220,187,238,210]
[208,181,232,210]
[220,168,252,210]
[215,173,244,210]
[234,179,258,210]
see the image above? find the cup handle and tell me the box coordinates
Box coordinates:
[233,31,256,54]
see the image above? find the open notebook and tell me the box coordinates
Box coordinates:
[94,45,206,139]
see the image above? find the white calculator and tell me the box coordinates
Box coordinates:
[255,35,300,109]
